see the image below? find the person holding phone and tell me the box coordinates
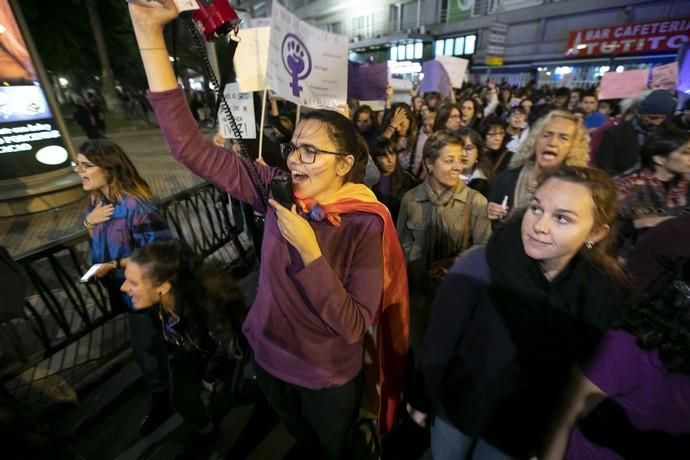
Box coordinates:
[76,139,172,435]
[128,2,409,458]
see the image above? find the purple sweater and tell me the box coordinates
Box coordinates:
[148,88,383,389]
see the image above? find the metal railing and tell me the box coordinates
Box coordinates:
[1,183,253,411]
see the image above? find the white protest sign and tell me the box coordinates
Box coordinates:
[390,78,413,105]
[267,1,348,109]
[436,56,469,88]
[650,62,679,91]
[234,27,271,92]
[218,83,256,139]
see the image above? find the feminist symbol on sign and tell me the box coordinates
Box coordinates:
[281,33,312,97]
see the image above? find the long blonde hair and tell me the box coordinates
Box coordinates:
[509,110,590,169]
[79,140,152,203]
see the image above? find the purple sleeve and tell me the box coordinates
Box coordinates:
[583,329,640,396]
[147,88,278,213]
[293,216,384,344]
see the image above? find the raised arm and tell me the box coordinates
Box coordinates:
[128,0,179,92]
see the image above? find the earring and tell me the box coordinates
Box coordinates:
[585,241,593,250]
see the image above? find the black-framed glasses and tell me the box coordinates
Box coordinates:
[280,142,345,164]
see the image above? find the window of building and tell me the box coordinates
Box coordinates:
[435,33,477,57]
[389,40,425,62]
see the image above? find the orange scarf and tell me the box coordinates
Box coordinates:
[299,184,410,436]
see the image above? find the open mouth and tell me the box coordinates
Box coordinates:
[541,151,558,162]
[291,171,309,183]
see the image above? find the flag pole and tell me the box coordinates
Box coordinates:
[258,89,268,162]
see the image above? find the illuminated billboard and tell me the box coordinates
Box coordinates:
[0,0,70,180]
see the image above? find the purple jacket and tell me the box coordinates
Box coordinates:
[148,88,384,389]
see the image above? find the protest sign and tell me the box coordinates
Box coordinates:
[390,78,414,105]
[419,60,451,97]
[650,62,679,91]
[267,1,348,108]
[234,27,270,92]
[598,69,650,100]
[436,56,469,88]
[348,62,388,101]
[218,83,256,139]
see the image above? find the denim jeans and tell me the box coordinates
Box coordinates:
[431,416,514,460]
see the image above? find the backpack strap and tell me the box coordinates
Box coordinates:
[461,189,477,252]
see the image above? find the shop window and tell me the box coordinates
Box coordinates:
[390,46,398,61]
[454,37,465,55]
[435,40,445,56]
[435,34,477,57]
[414,42,423,59]
[464,35,476,54]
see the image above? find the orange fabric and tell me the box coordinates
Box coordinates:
[299,184,410,436]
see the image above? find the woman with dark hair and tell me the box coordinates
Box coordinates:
[459,97,481,129]
[615,127,690,251]
[352,104,378,147]
[75,139,172,436]
[122,240,247,436]
[381,102,419,176]
[397,130,491,350]
[542,270,690,458]
[129,3,409,457]
[408,166,625,459]
[370,136,416,221]
[479,115,512,175]
[433,103,462,133]
[456,127,492,197]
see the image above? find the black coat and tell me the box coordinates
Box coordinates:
[595,121,640,176]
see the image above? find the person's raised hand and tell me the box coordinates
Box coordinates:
[487,201,508,221]
[128,0,179,33]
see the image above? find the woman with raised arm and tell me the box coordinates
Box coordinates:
[127,2,408,458]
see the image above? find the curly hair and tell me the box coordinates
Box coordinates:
[618,278,690,374]
[509,110,590,169]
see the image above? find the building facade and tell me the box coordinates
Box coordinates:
[235,0,690,86]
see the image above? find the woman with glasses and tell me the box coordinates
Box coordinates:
[75,139,173,436]
[397,130,492,351]
[479,115,512,175]
[121,240,247,443]
[128,3,409,458]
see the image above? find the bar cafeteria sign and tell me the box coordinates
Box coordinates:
[566,17,690,57]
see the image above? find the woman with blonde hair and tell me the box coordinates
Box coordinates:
[76,139,173,435]
[486,110,589,222]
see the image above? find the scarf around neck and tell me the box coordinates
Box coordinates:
[299,182,409,435]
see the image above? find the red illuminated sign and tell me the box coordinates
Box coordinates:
[565,17,690,57]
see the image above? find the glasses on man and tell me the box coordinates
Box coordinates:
[280,142,345,164]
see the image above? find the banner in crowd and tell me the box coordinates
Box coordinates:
[218,83,256,139]
[419,60,451,97]
[436,56,469,88]
[566,17,690,57]
[598,69,650,100]
[447,0,475,22]
[390,78,414,105]
[267,0,348,109]
[650,62,679,91]
[348,62,388,101]
[234,26,270,92]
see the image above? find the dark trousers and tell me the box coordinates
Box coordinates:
[170,350,210,428]
[127,309,169,392]
[253,360,362,460]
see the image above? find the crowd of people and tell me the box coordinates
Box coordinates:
[60,1,690,458]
